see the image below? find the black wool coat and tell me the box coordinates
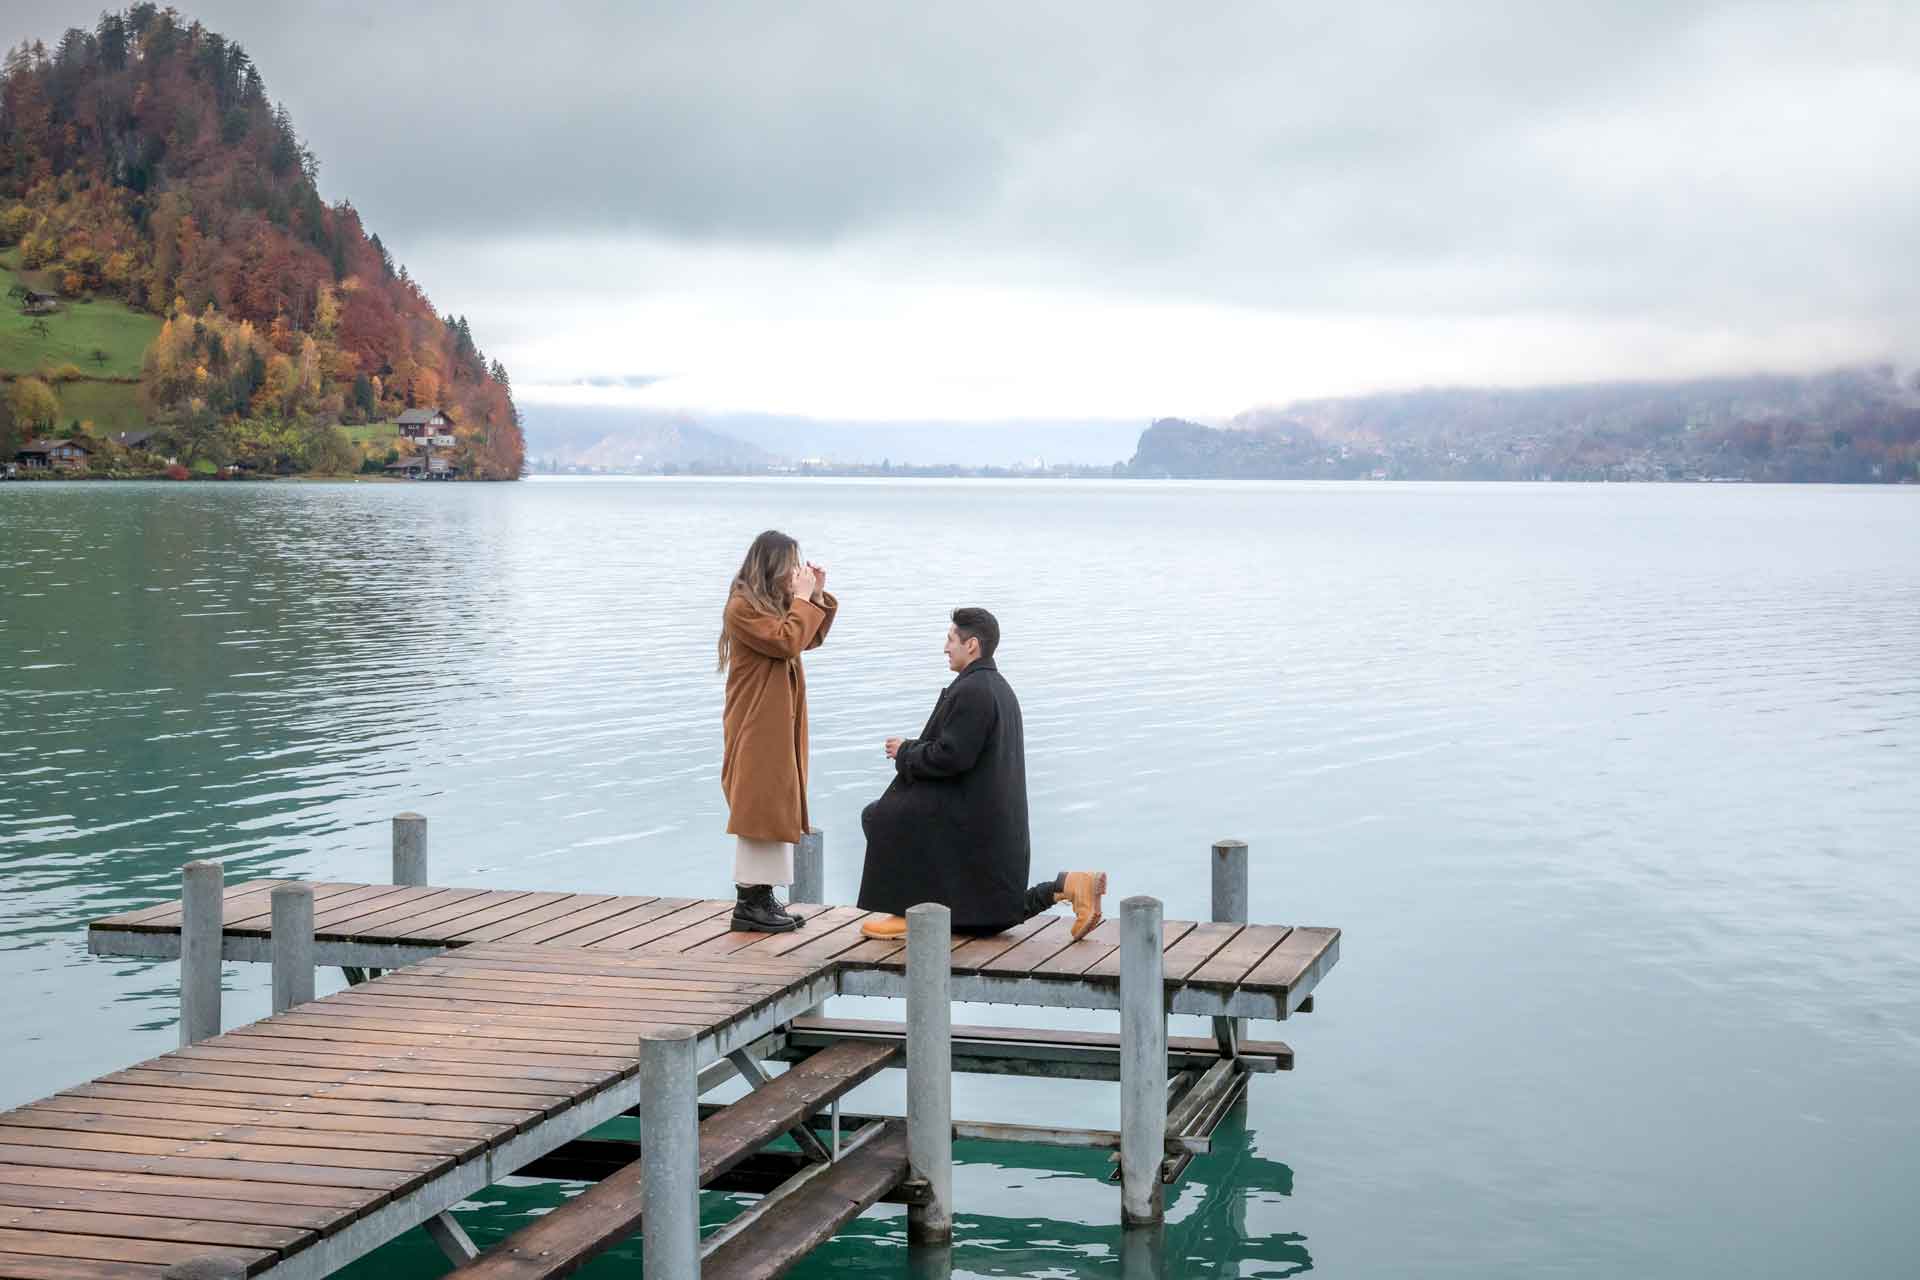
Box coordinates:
[857,658,1031,928]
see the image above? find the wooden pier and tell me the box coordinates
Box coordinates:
[0,823,1339,1278]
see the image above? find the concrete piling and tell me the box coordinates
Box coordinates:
[392,812,428,886]
[906,901,954,1246]
[270,882,315,1014]
[1119,894,1167,1226]
[639,1025,702,1277]
[178,860,223,1046]
[794,827,825,905]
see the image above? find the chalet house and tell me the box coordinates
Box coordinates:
[111,430,156,450]
[15,438,93,471]
[396,408,457,447]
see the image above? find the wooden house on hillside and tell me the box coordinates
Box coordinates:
[15,438,93,471]
[21,287,59,315]
[397,408,457,447]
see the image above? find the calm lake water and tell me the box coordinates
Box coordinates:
[1,477,1916,1278]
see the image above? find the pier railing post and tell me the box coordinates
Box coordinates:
[179,860,223,1046]
[639,1025,701,1278]
[1119,894,1167,1226]
[1212,838,1249,1048]
[906,901,954,1246]
[392,812,428,886]
[794,827,825,905]
[270,883,315,1014]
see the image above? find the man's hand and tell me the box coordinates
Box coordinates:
[807,561,827,600]
[885,737,903,759]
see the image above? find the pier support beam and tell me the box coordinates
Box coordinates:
[1119,894,1167,1226]
[639,1025,702,1279]
[1212,838,1248,1051]
[392,812,428,886]
[906,902,954,1247]
[794,827,825,905]
[270,883,315,1014]
[179,860,223,1046]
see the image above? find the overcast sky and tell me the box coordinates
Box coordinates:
[15,1,1919,420]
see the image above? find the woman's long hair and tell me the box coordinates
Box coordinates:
[717,530,799,671]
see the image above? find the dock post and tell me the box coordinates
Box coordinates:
[178,860,223,1046]
[639,1025,701,1278]
[1212,838,1249,1049]
[906,901,954,1247]
[1119,894,1167,1226]
[794,827,825,905]
[270,883,315,1014]
[392,812,428,885]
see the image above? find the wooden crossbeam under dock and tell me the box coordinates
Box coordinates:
[88,882,1339,1020]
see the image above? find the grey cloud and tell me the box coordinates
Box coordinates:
[13,0,1919,335]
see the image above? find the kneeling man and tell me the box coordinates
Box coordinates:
[857,607,1105,940]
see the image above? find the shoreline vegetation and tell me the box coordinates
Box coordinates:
[0,7,524,480]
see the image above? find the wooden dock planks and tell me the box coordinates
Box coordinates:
[89,882,1340,1021]
[1,943,830,1280]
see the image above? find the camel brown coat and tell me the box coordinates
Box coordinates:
[721,589,838,844]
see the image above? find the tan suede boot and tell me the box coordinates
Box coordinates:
[1056,871,1107,940]
[859,914,909,940]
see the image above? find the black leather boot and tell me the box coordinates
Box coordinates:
[731,884,799,934]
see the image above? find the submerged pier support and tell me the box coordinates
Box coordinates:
[640,1025,703,1278]
[906,901,955,1247]
[1120,894,1168,1226]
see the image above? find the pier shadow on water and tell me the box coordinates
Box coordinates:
[330,1106,1308,1278]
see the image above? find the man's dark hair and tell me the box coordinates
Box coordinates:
[951,607,1000,660]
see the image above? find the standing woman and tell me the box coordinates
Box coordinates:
[719,530,838,932]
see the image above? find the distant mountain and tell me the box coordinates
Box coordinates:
[518,405,770,470]
[1129,367,1920,483]
[521,402,1141,469]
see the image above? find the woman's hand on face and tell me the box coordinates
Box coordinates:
[807,562,827,598]
[789,562,817,601]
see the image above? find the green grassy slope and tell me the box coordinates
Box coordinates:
[0,261,159,378]
[0,248,159,434]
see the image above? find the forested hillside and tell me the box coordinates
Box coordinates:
[0,5,522,478]
[1130,368,1920,482]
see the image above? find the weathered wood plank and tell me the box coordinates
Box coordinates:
[975,915,1080,976]
[453,894,619,944]
[949,915,1058,974]
[700,1120,909,1280]
[0,1205,304,1257]
[63,1081,535,1130]
[0,1127,443,1178]
[0,1248,168,1279]
[0,1143,411,1194]
[1241,926,1340,993]
[34,1093,505,1144]
[0,1161,365,1211]
[1,1109,471,1159]
[0,1179,335,1232]
[539,897,706,948]
[1082,920,1197,980]
[1185,924,1290,989]
[449,1041,896,1280]
[1158,921,1244,983]
[0,1226,272,1273]
[1027,916,1121,978]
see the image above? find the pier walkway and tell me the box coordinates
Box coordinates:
[8,825,1338,1278]
[87,882,1337,1021]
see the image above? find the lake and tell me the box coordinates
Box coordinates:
[1,476,1915,1277]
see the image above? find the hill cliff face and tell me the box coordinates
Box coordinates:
[0,6,523,477]
[1130,368,1920,482]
